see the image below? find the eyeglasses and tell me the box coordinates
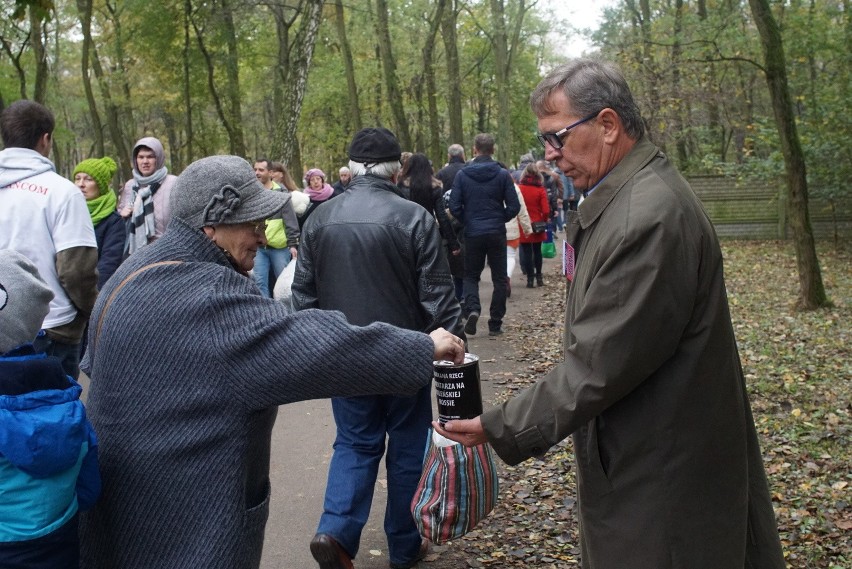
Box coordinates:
[536,111,600,150]
[247,221,266,235]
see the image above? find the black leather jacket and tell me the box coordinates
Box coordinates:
[291,175,463,336]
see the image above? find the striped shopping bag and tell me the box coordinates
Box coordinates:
[410,429,499,544]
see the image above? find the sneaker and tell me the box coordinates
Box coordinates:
[464,312,479,335]
[488,329,503,337]
[310,533,353,569]
[389,539,430,569]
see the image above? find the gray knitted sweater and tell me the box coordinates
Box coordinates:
[79,218,434,568]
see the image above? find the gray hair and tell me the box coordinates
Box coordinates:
[349,159,401,180]
[530,59,644,140]
[447,144,465,158]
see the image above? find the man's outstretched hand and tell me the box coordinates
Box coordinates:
[433,417,487,447]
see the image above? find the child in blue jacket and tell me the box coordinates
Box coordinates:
[0,249,100,568]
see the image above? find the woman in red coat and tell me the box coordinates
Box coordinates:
[517,163,550,287]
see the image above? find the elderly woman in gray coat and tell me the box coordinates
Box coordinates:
[79,155,464,569]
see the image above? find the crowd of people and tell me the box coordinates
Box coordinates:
[0,56,785,569]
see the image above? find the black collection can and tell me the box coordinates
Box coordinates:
[433,353,482,424]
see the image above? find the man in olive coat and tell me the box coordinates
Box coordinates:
[436,59,785,569]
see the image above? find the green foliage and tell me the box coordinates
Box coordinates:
[589,0,849,208]
[0,0,847,203]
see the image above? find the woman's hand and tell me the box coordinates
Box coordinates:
[429,328,465,364]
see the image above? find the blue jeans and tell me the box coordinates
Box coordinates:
[462,232,508,332]
[252,246,292,297]
[32,333,81,380]
[318,385,432,566]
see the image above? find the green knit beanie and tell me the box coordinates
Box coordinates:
[73,156,118,196]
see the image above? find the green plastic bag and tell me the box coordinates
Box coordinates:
[542,241,556,259]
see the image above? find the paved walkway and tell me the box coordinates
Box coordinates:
[262,247,564,568]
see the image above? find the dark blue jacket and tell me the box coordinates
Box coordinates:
[449,156,520,238]
[94,212,125,289]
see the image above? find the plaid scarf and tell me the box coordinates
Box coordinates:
[128,181,160,254]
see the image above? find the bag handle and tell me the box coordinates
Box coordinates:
[93,261,183,352]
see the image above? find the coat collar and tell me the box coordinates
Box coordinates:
[564,137,659,244]
[350,174,407,199]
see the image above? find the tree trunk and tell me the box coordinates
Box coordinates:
[333,0,362,132]
[221,0,246,157]
[374,0,412,149]
[29,6,48,104]
[748,0,828,309]
[0,34,28,100]
[271,0,323,172]
[75,0,104,157]
[696,0,725,162]
[424,0,446,165]
[88,38,131,180]
[269,1,293,150]
[104,1,135,150]
[183,0,194,166]
[671,0,688,168]
[489,0,512,165]
[192,2,245,157]
[442,0,464,146]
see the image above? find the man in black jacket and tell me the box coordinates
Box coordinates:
[292,127,463,569]
[449,133,520,337]
[435,143,466,193]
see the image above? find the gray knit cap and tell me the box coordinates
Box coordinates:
[170,155,288,229]
[0,250,54,353]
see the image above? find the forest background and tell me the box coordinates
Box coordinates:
[2,0,848,197]
[1,0,849,308]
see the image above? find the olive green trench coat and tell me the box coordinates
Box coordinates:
[481,138,785,569]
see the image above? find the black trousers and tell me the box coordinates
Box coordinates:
[519,242,543,279]
[462,233,507,331]
[0,514,79,569]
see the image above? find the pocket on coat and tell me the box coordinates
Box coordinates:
[577,419,613,496]
[242,478,271,567]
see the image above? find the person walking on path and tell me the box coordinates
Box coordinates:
[79,155,465,569]
[73,157,125,290]
[517,163,550,288]
[437,59,785,569]
[0,100,98,380]
[398,152,461,264]
[449,133,519,337]
[252,158,300,298]
[118,137,177,254]
[299,168,336,228]
[435,144,466,193]
[293,128,463,569]
[505,183,532,297]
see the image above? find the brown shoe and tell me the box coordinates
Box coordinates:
[389,538,430,569]
[310,533,354,569]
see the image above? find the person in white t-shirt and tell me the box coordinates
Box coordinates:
[0,100,99,379]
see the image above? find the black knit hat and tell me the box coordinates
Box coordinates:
[348,127,402,164]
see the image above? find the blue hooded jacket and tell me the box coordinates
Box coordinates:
[0,345,100,542]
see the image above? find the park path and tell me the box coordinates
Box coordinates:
[261,249,565,568]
